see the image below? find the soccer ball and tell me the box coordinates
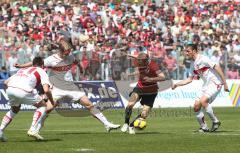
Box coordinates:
[133,118,147,130]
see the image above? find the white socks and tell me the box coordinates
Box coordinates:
[205,104,219,123]
[0,110,16,131]
[196,104,219,129]
[90,107,111,126]
[29,107,46,133]
[195,110,208,129]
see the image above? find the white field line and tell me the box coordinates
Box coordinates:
[71,148,95,152]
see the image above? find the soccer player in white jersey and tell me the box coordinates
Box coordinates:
[15,38,120,132]
[172,43,229,132]
[0,57,54,141]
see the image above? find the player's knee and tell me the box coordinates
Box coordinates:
[129,93,139,102]
[79,96,94,110]
[141,110,149,119]
[194,103,201,112]
[46,105,54,114]
[127,102,135,109]
[201,101,209,109]
[86,104,94,110]
[11,106,20,114]
[199,96,209,108]
[81,101,93,110]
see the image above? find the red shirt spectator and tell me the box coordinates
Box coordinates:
[227,68,239,79]
[81,51,89,69]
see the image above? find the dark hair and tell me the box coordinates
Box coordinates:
[33,56,44,67]
[186,43,198,52]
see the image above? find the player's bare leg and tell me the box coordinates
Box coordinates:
[200,96,220,132]
[121,93,139,133]
[0,105,20,141]
[79,96,120,132]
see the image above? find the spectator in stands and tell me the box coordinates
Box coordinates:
[227,65,239,79]
[0,0,239,81]
[80,47,90,80]
[165,53,177,79]
[211,50,221,65]
[0,66,9,80]
[7,52,18,76]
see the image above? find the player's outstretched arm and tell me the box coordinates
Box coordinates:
[214,64,229,92]
[14,62,32,68]
[172,76,193,90]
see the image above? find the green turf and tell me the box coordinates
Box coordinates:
[1,108,240,153]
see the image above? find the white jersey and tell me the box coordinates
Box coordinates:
[44,53,75,81]
[7,67,50,93]
[190,54,223,88]
[44,53,86,100]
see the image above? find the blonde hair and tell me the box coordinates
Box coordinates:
[58,38,72,51]
[137,52,149,60]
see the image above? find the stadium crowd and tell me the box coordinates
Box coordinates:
[0,0,239,80]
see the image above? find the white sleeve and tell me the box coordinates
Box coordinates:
[44,56,53,67]
[203,56,216,69]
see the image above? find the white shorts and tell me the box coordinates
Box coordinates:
[6,87,43,106]
[197,82,222,103]
[51,86,86,102]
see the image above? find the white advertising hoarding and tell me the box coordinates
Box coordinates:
[120,80,240,108]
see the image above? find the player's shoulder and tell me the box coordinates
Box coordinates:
[35,66,43,71]
[35,67,47,74]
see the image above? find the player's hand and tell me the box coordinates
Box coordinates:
[14,63,21,68]
[143,77,153,82]
[223,83,229,92]
[171,84,177,90]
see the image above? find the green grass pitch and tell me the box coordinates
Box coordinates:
[1,107,240,153]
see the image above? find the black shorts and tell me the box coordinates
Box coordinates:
[129,87,157,108]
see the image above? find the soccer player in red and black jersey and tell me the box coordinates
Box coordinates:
[121,53,166,134]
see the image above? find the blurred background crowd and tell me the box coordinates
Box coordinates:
[0,0,239,81]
